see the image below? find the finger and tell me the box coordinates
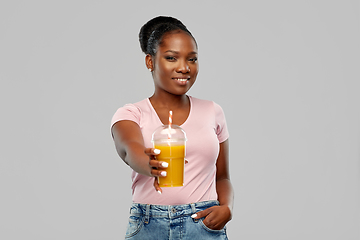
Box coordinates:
[202,211,218,229]
[144,148,161,156]
[153,177,162,194]
[203,215,224,230]
[149,159,169,168]
[150,168,167,177]
[191,207,212,219]
[201,206,227,230]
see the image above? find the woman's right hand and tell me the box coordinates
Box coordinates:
[112,120,168,178]
[144,148,168,177]
[152,158,188,194]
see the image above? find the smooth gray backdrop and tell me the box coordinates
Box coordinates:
[1,0,359,239]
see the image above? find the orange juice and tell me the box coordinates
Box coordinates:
[155,144,185,187]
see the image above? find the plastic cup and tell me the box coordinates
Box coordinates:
[151,125,187,187]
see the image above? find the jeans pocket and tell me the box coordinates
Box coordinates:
[199,219,226,234]
[125,214,144,238]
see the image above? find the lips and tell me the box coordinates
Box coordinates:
[172,77,190,85]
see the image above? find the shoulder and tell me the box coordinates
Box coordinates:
[115,98,149,113]
[188,96,229,141]
[189,95,213,107]
[111,98,149,127]
[189,96,224,113]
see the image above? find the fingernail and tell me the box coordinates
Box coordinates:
[161,171,167,177]
[161,162,169,168]
[154,149,161,154]
[157,190,162,194]
[191,214,197,218]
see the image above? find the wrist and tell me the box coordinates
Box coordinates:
[219,204,232,221]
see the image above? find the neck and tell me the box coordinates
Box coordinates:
[149,92,189,110]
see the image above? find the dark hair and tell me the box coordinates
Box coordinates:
[139,16,196,56]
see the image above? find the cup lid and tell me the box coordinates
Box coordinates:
[151,125,187,142]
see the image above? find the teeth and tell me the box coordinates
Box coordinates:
[175,78,188,82]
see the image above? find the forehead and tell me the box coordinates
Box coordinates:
[158,31,197,53]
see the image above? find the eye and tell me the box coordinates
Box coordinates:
[165,56,176,61]
[189,57,198,63]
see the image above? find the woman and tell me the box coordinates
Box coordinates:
[111,16,234,239]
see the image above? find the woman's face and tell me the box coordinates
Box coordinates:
[148,30,199,96]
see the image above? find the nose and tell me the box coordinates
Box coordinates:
[176,60,190,73]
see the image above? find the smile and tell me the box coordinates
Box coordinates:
[173,78,189,82]
[172,78,190,85]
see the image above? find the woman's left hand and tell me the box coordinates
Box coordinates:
[191,205,232,230]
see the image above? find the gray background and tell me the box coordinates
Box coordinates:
[1,0,359,239]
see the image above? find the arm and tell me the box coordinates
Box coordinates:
[192,139,234,229]
[215,139,234,220]
[111,120,167,177]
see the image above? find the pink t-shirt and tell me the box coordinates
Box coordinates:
[111,96,229,205]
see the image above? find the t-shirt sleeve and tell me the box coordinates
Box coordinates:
[214,102,229,143]
[110,103,141,129]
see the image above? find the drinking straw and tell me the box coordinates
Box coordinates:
[168,110,173,128]
[167,110,172,142]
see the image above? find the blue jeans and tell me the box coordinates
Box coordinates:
[125,200,228,239]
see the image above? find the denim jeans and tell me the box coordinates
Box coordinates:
[125,200,228,239]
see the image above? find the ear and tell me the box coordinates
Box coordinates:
[145,54,153,71]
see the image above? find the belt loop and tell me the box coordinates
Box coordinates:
[144,204,150,224]
[190,203,196,214]
[190,203,198,223]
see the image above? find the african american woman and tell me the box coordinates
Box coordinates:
[111,16,234,239]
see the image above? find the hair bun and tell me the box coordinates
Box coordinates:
[139,16,192,55]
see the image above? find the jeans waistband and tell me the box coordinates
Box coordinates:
[130,200,219,223]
